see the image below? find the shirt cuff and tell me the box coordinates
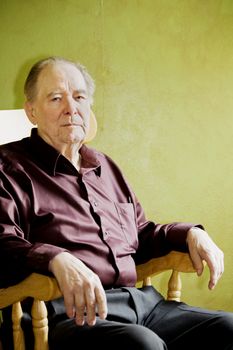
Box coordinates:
[26,243,68,273]
[166,223,204,252]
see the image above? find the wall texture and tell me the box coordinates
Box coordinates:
[0,0,233,311]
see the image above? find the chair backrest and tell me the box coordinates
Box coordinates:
[0,109,97,145]
[0,109,33,145]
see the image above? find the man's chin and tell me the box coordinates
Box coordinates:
[68,132,85,145]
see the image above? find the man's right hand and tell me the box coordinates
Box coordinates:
[49,252,107,326]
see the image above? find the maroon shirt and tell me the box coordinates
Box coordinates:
[0,129,198,288]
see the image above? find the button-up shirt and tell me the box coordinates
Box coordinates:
[0,129,198,288]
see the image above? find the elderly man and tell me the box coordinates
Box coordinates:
[0,57,232,350]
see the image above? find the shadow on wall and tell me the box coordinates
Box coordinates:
[13,55,50,109]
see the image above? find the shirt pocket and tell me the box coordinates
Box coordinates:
[114,202,138,249]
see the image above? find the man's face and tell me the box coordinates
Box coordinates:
[26,62,91,151]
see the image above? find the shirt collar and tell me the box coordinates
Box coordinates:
[29,128,101,176]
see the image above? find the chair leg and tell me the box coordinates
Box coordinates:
[31,300,49,350]
[12,302,25,350]
[142,276,152,286]
[167,270,182,302]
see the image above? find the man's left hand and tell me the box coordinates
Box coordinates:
[187,227,224,290]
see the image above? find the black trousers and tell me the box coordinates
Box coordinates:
[47,286,233,350]
[1,286,233,349]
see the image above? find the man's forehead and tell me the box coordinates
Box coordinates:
[38,62,87,91]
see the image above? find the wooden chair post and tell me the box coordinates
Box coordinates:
[12,302,25,350]
[142,276,152,286]
[167,270,182,301]
[31,300,49,350]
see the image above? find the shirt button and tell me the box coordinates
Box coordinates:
[93,201,98,207]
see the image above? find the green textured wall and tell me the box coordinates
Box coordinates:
[0,0,233,311]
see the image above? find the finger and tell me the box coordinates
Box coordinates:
[85,286,97,326]
[95,286,107,320]
[218,249,224,278]
[189,248,204,276]
[204,253,220,290]
[209,253,224,290]
[63,292,75,319]
[208,267,218,290]
[74,292,86,326]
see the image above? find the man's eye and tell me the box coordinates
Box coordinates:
[52,97,61,101]
[74,95,85,101]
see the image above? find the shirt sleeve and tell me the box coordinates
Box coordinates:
[0,169,67,288]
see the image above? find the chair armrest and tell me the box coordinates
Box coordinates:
[136,251,195,282]
[0,251,195,308]
[0,273,62,309]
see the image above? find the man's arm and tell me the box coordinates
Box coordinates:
[132,191,224,289]
[0,173,67,287]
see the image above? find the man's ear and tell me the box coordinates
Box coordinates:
[24,101,37,125]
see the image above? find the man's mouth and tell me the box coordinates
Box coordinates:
[62,122,83,127]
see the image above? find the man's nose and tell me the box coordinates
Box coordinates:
[64,97,77,115]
